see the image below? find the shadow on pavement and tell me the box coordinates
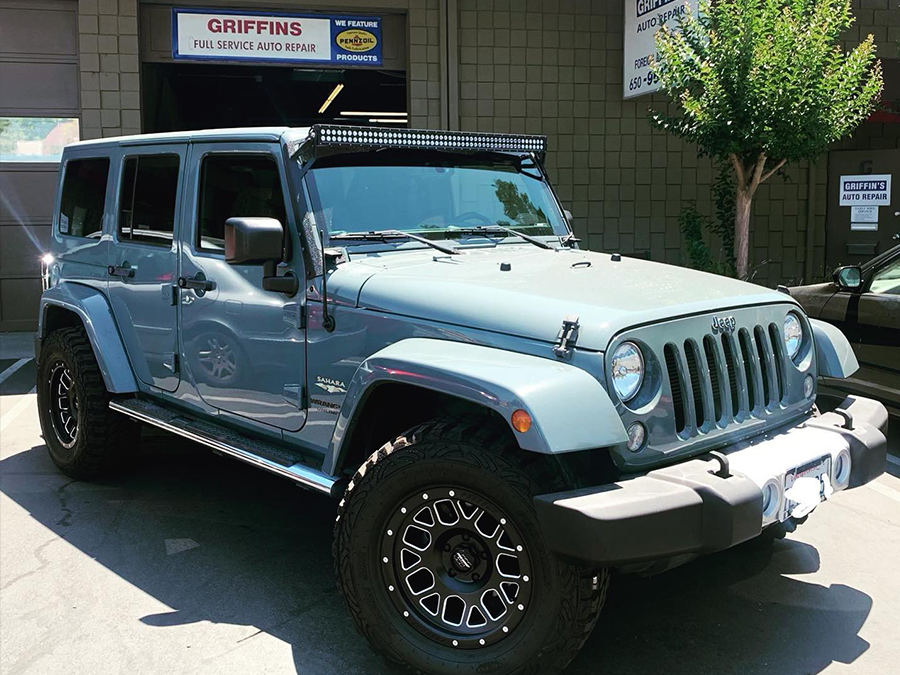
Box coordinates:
[0,431,874,675]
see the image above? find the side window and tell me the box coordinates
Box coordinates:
[58,157,109,238]
[197,154,286,252]
[118,155,180,246]
[869,258,900,296]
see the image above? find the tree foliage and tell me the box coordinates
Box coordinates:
[651,0,883,278]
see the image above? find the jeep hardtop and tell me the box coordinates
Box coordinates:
[36,125,888,675]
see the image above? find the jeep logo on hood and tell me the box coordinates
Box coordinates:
[711,315,737,334]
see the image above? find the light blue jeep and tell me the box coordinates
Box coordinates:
[36,125,887,675]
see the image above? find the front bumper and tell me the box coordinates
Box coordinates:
[534,395,888,566]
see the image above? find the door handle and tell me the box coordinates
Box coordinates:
[177,275,216,292]
[892,233,899,241]
[108,264,135,278]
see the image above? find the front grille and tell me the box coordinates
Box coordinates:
[664,322,786,435]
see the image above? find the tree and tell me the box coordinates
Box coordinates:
[651,0,883,278]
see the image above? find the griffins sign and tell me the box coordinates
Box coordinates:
[172,8,382,66]
[623,0,688,99]
[838,174,892,206]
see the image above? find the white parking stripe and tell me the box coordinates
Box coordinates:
[868,481,900,504]
[0,358,31,386]
[0,387,37,432]
[886,454,900,469]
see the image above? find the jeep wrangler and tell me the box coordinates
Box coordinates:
[36,125,888,675]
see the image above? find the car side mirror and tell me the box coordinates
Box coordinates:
[564,209,573,224]
[225,217,284,265]
[224,217,298,296]
[833,265,863,290]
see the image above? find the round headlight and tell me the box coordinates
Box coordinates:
[610,341,644,402]
[783,313,803,359]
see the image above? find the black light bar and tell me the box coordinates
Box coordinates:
[308,124,546,156]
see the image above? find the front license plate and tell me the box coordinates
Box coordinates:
[783,456,832,520]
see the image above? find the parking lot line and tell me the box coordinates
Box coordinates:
[0,387,36,432]
[0,358,31,386]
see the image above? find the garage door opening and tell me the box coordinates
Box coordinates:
[142,63,407,133]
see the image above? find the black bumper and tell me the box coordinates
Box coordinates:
[534,395,888,566]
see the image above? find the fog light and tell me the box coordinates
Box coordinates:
[761,481,781,520]
[511,409,532,433]
[833,450,851,488]
[626,422,646,452]
[803,374,815,399]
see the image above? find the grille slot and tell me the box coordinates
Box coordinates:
[703,336,724,422]
[684,340,706,429]
[768,323,786,402]
[754,326,772,406]
[738,330,758,412]
[721,334,740,418]
[664,344,686,434]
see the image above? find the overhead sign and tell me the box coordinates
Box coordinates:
[172,8,382,66]
[623,0,689,99]
[839,174,891,206]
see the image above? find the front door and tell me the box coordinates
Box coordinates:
[178,143,307,432]
[826,149,900,271]
[107,145,186,392]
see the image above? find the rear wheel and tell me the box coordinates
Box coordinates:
[37,326,139,479]
[334,418,608,675]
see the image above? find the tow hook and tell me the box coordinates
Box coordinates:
[707,451,731,478]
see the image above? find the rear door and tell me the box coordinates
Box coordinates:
[854,253,900,402]
[178,142,307,431]
[107,144,186,392]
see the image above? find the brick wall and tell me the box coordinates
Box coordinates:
[455,0,900,286]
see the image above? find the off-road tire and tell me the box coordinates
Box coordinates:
[333,417,609,675]
[37,326,139,479]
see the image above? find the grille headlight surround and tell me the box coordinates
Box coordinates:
[610,341,645,402]
[783,313,803,360]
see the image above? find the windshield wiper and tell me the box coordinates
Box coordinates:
[329,230,460,255]
[447,225,554,250]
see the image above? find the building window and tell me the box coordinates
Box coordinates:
[0,117,80,162]
[58,158,110,238]
[118,155,181,246]
[197,154,286,252]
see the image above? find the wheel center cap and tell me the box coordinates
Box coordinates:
[452,548,474,572]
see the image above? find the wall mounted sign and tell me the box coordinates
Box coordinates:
[839,174,891,206]
[172,8,382,66]
[623,0,689,99]
[850,205,879,223]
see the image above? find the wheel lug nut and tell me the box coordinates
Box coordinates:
[472,573,480,581]
[462,534,469,541]
[481,552,488,560]
[449,569,456,577]
[444,544,451,552]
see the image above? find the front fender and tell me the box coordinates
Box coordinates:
[37,283,138,393]
[810,318,859,379]
[328,338,626,474]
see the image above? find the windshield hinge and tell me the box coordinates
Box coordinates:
[552,314,580,359]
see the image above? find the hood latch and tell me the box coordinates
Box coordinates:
[552,314,580,359]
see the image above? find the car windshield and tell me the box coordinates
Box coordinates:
[304,151,568,241]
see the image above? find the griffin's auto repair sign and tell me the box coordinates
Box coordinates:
[173,9,382,65]
[839,174,892,206]
[623,0,688,99]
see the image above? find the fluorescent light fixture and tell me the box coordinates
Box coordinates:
[340,111,407,117]
[369,118,407,123]
[318,84,345,114]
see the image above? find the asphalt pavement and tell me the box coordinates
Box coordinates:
[2,336,900,675]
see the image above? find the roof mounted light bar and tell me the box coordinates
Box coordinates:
[307,124,546,157]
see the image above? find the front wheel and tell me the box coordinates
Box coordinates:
[333,418,608,675]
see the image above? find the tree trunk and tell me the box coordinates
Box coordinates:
[734,189,753,279]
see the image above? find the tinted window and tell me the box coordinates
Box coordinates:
[59,158,109,238]
[870,258,900,296]
[119,155,180,246]
[198,155,286,251]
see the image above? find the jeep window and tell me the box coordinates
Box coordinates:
[305,151,567,241]
[197,154,286,252]
[58,157,109,238]
[869,257,900,295]
[118,155,180,246]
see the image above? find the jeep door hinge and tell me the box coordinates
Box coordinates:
[282,302,305,330]
[162,352,179,373]
[283,384,306,409]
[552,314,580,359]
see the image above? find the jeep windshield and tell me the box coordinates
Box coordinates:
[304,151,569,243]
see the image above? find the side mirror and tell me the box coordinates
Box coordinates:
[225,217,284,265]
[833,265,863,290]
[564,209,573,224]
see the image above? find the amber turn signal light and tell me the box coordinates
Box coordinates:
[511,409,532,433]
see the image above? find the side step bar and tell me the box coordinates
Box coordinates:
[110,398,339,497]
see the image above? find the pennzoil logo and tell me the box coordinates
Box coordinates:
[336,29,377,52]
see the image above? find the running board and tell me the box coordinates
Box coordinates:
[110,398,338,496]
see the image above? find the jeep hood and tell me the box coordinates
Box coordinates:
[339,246,794,351]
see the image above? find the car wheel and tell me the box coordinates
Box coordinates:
[37,326,139,479]
[334,417,608,675]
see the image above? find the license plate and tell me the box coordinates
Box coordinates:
[783,456,832,520]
